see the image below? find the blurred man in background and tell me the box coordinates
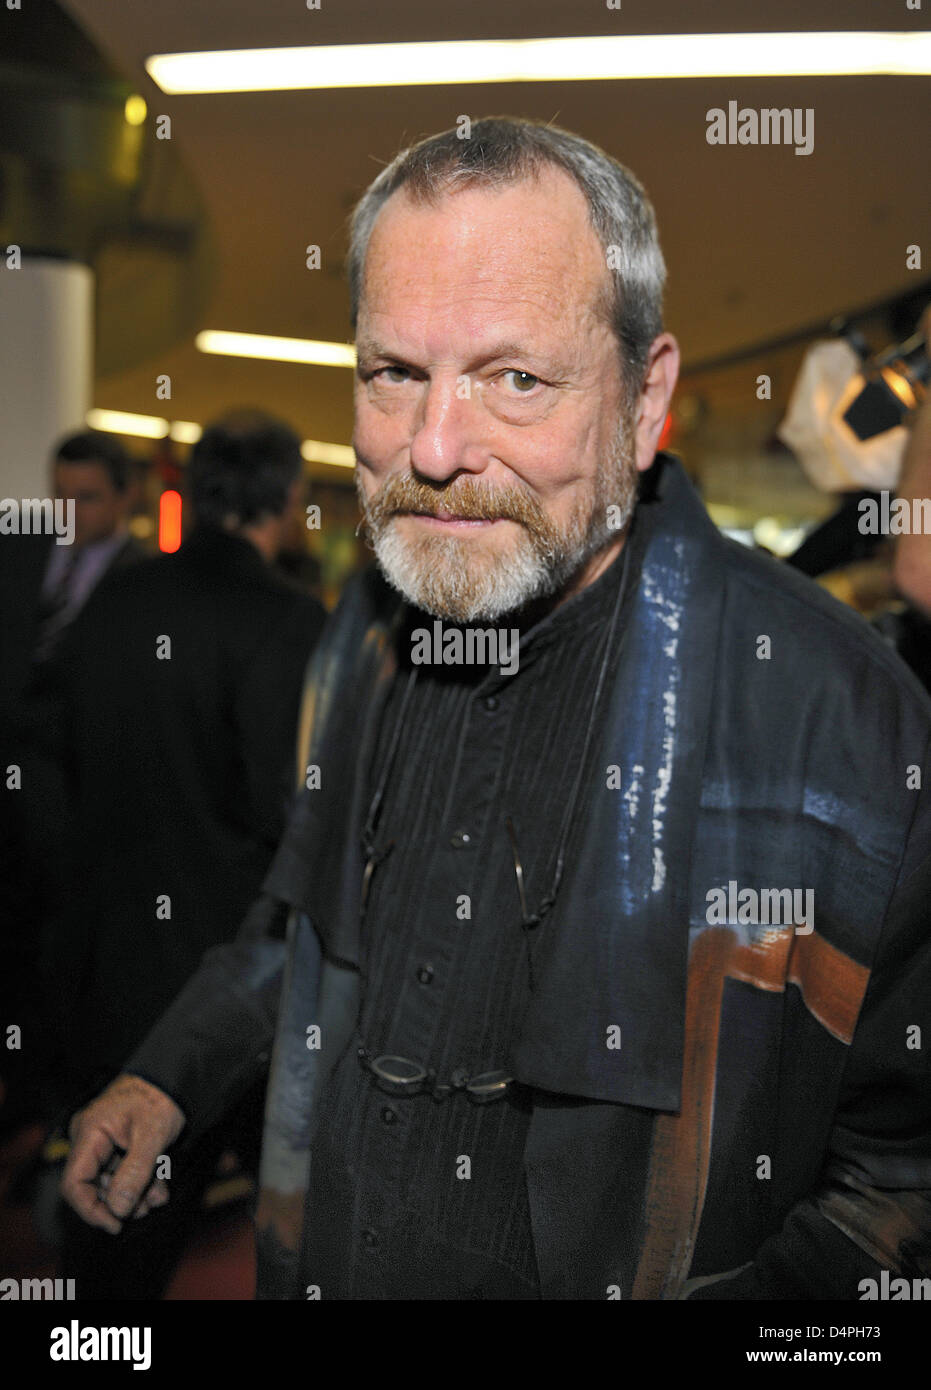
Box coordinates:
[40,410,326,1297]
[1,429,143,682]
[0,430,144,1138]
[35,431,144,661]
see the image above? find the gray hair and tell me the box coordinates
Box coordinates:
[347,116,667,398]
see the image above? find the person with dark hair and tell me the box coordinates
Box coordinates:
[0,429,143,683]
[38,429,141,658]
[32,409,326,1297]
[63,118,931,1302]
[188,410,305,531]
[55,428,132,489]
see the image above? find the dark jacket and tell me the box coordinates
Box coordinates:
[0,530,144,1057]
[125,456,931,1299]
[44,526,325,1101]
[0,529,143,727]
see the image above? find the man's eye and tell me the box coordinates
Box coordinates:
[373,365,410,384]
[504,370,539,393]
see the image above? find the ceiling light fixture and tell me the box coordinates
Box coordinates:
[169,420,203,444]
[301,439,356,469]
[146,33,931,94]
[196,330,356,368]
[87,408,170,439]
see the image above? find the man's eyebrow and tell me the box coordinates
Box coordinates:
[354,336,390,363]
[354,337,562,373]
[476,341,552,369]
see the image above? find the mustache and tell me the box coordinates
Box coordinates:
[361,472,551,532]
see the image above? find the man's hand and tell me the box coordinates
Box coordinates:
[60,1074,186,1234]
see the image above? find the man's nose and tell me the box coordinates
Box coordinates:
[408,376,489,482]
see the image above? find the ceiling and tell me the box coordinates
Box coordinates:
[54,0,931,491]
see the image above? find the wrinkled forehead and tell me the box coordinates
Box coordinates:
[360,169,612,333]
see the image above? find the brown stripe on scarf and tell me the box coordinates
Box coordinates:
[786,931,870,1045]
[632,924,870,1298]
[632,926,732,1299]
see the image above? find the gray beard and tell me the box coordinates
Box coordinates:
[356,423,639,623]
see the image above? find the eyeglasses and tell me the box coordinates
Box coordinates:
[357,1046,513,1104]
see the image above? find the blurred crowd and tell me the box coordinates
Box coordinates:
[0,411,328,1295]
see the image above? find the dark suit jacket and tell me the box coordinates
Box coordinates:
[0,530,145,1048]
[41,526,325,1103]
[0,529,143,726]
[125,457,931,1299]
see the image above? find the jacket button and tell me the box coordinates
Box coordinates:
[362,1227,378,1249]
[416,964,434,985]
[450,828,472,849]
[483,695,499,712]
[381,1105,398,1125]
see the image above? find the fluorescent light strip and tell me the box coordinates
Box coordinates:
[146,32,931,93]
[196,329,356,369]
[87,408,169,439]
[88,408,355,470]
[170,420,203,444]
[302,439,356,469]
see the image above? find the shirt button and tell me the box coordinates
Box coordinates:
[416,964,434,985]
[362,1227,379,1249]
[450,828,472,849]
[380,1105,398,1125]
[483,695,499,712]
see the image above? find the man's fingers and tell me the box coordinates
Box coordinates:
[103,1133,166,1219]
[61,1118,161,1224]
[63,1123,115,1189]
[131,1179,170,1219]
[86,1194,124,1235]
[58,1076,186,1231]
[60,1126,124,1229]
[63,1174,124,1234]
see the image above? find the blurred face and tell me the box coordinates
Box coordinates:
[54,460,128,548]
[353,167,670,623]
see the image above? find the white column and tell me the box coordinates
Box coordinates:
[0,256,94,495]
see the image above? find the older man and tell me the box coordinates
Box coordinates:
[62,118,931,1301]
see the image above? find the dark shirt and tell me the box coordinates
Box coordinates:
[302,511,651,1298]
